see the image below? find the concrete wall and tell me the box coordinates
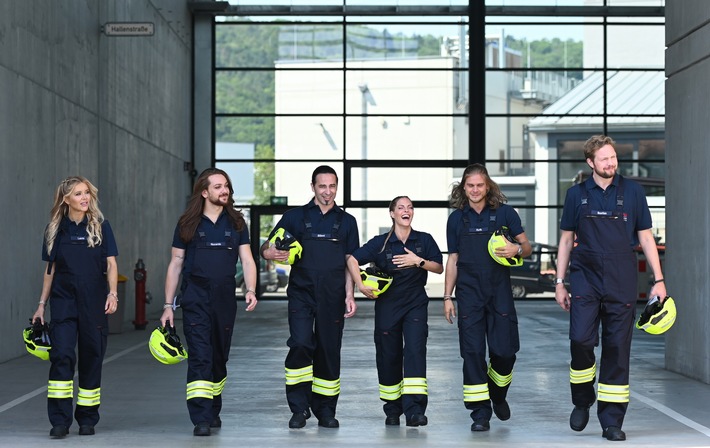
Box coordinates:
[665,0,710,383]
[0,0,193,361]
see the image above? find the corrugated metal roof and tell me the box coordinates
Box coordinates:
[528,71,665,131]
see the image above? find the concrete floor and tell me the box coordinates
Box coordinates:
[2,298,710,447]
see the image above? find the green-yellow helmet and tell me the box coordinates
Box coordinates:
[360,267,393,297]
[23,319,51,361]
[149,325,188,365]
[488,226,523,267]
[636,296,676,335]
[270,228,302,265]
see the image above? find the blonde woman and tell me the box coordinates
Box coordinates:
[33,176,118,439]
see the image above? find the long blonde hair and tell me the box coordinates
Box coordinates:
[45,176,104,254]
[449,163,507,210]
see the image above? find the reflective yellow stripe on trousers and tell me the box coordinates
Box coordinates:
[285,365,313,386]
[379,381,403,400]
[76,387,101,406]
[48,380,73,399]
[186,380,214,400]
[487,364,513,388]
[598,383,630,403]
[403,377,428,395]
[463,383,489,402]
[312,376,340,396]
[570,363,597,384]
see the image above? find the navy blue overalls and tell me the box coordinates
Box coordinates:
[46,218,111,428]
[284,207,345,421]
[568,177,636,429]
[181,222,240,425]
[375,236,430,420]
[455,209,519,421]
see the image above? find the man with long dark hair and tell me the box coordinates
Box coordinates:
[443,163,532,433]
[261,165,359,429]
[161,168,258,436]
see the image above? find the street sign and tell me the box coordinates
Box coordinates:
[102,22,155,37]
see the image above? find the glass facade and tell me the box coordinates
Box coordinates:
[211,2,665,296]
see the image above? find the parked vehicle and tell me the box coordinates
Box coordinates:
[510,242,559,299]
[235,238,278,296]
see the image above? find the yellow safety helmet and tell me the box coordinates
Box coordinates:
[149,325,188,364]
[360,267,393,297]
[636,296,677,335]
[270,228,302,265]
[23,319,51,361]
[488,226,523,267]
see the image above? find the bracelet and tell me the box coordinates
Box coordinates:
[107,292,119,301]
[443,295,452,301]
[246,289,256,295]
[653,278,665,284]
[163,303,174,309]
[38,300,47,306]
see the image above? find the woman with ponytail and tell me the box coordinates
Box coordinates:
[346,196,443,427]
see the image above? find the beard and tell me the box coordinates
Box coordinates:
[208,194,229,206]
[594,166,616,179]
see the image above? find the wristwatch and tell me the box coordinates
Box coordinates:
[418,259,426,268]
[517,245,523,256]
[555,278,565,285]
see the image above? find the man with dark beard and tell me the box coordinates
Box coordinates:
[555,135,666,442]
[162,168,258,436]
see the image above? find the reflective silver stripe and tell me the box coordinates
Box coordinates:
[598,383,630,403]
[312,376,340,397]
[379,381,403,400]
[570,363,597,384]
[77,387,101,406]
[463,383,489,402]
[403,377,428,395]
[48,380,73,399]
[213,377,227,397]
[186,380,214,400]
[285,365,313,386]
[487,364,512,387]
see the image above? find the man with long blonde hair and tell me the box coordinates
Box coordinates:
[443,164,532,432]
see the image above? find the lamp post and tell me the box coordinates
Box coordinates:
[358,83,376,240]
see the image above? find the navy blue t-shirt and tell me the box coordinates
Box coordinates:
[42,217,119,262]
[446,203,523,254]
[351,229,442,297]
[268,199,359,256]
[560,174,652,247]
[172,211,250,278]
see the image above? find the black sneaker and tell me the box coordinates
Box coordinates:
[289,410,309,429]
[470,419,490,432]
[49,425,68,438]
[193,422,210,436]
[317,416,339,428]
[602,426,626,441]
[570,405,591,431]
[406,414,428,427]
[210,416,222,428]
[78,425,95,435]
[384,415,400,426]
[492,400,511,421]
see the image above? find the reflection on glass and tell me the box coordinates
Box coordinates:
[344,116,466,161]
[216,117,276,161]
[484,25,594,69]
